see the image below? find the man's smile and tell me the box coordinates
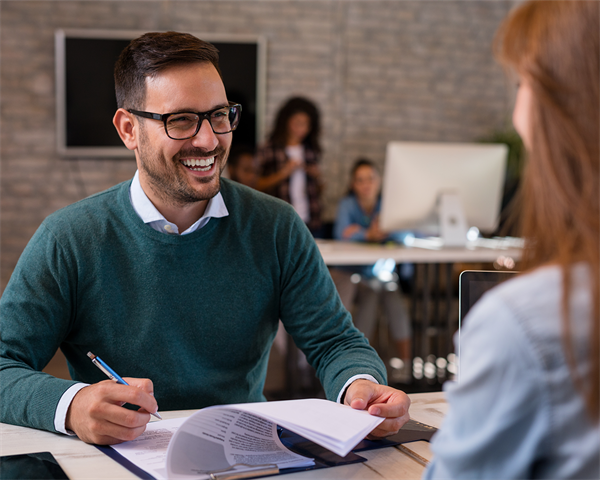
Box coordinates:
[181,156,215,172]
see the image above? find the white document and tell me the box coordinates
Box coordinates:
[111,398,384,480]
[111,418,185,480]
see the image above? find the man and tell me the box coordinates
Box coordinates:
[0,32,410,445]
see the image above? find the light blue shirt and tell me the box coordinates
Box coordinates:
[334,195,410,243]
[424,264,599,479]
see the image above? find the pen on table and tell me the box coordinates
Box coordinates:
[87,351,162,420]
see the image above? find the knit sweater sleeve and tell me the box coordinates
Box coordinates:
[276,212,387,400]
[0,221,79,432]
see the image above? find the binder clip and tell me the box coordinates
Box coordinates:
[207,463,279,480]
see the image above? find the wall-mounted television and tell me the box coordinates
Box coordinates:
[55,29,266,158]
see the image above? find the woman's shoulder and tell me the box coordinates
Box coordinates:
[466,263,591,369]
[486,263,589,313]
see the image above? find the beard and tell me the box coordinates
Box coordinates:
[137,126,229,207]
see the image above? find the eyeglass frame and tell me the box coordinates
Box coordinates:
[127,102,242,140]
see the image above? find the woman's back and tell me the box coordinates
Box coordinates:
[425,264,599,478]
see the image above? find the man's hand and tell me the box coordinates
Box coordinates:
[65,377,158,445]
[344,379,410,439]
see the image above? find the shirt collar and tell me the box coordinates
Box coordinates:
[129,170,228,235]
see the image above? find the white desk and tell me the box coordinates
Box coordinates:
[0,392,445,480]
[316,238,522,265]
[317,239,522,364]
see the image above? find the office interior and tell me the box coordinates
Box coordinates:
[0,1,522,397]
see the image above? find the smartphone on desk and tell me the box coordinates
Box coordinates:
[0,451,69,479]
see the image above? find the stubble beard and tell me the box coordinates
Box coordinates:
[137,126,229,208]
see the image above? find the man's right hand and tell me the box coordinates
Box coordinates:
[65,377,158,445]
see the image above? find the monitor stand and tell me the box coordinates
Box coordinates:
[438,192,468,247]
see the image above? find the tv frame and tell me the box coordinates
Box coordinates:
[55,28,267,158]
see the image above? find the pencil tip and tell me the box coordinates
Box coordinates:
[87,351,95,359]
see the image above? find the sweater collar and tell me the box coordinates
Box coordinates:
[129,170,229,235]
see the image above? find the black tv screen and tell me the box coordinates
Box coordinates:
[56,30,265,157]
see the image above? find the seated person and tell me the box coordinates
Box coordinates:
[424,1,599,478]
[0,32,410,446]
[332,159,412,381]
[227,145,258,189]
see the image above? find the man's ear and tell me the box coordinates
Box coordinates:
[113,108,138,150]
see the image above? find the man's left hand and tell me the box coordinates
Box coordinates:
[344,379,410,439]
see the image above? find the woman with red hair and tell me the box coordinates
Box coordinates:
[424,2,599,478]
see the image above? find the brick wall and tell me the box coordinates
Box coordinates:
[0,0,515,289]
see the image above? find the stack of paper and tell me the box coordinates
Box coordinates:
[110,398,385,480]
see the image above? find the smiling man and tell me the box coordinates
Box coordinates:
[0,32,410,445]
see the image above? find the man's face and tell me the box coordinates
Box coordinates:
[135,63,232,207]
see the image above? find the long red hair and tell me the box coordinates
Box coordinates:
[495,1,599,421]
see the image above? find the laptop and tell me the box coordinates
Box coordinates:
[457,270,518,380]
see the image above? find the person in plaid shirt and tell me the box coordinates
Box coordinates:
[256,97,323,237]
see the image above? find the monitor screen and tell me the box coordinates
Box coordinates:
[55,29,266,157]
[380,141,508,237]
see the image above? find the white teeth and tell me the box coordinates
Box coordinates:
[182,157,215,169]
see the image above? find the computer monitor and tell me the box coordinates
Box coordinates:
[380,141,508,246]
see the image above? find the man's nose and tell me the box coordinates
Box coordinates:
[190,118,219,151]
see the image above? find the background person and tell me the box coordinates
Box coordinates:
[256,96,323,237]
[227,145,258,188]
[332,159,412,382]
[424,1,599,478]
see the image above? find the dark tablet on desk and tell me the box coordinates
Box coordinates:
[0,452,69,479]
[459,270,518,322]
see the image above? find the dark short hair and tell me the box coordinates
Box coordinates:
[268,96,321,153]
[347,158,380,195]
[114,31,222,110]
[350,158,378,177]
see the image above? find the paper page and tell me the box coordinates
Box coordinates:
[166,408,313,478]
[231,399,384,457]
[111,417,186,480]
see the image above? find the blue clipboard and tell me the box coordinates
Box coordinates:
[95,418,437,480]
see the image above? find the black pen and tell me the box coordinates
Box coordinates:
[87,351,162,420]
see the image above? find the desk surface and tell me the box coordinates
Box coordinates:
[0,392,446,480]
[317,239,522,265]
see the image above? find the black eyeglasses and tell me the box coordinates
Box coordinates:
[128,102,242,140]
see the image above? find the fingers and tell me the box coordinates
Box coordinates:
[367,390,410,419]
[123,377,155,396]
[366,408,411,439]
[344,380,411,437]
[66,379,157,445]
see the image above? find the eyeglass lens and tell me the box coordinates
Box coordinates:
[166,106,240,139]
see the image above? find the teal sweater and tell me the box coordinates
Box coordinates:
[0,178,386,433]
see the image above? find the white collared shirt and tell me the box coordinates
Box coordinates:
[129,170,229,234]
